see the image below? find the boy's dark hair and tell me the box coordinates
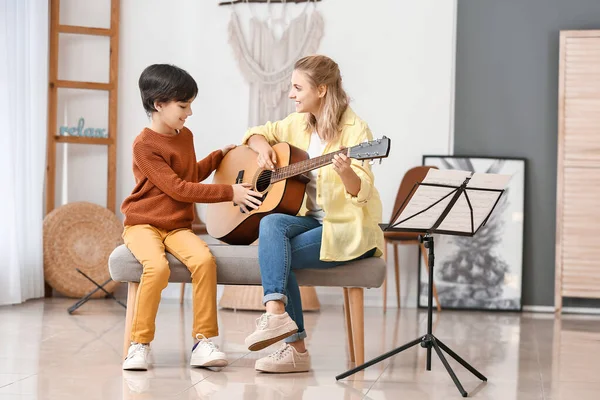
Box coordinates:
[138,64,198,116]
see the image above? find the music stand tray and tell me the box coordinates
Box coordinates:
[336,169,510,397]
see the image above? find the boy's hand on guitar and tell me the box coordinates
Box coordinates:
[221,144,236,156]
[232,183,262,213]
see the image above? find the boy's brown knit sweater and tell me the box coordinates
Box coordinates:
[121,127,233,231]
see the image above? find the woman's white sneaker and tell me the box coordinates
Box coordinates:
[244,312,298,351]
[122,343,150,371]
[255,343,310,373]
[190,334,228,368]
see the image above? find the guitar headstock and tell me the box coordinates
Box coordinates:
[348,136,391,161]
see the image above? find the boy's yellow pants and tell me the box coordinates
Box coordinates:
[123,224,218,343]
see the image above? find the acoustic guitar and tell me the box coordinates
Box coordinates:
[205,137,391,245]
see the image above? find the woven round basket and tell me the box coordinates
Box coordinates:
[43,202,124,298]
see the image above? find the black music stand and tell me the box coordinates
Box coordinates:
[67,268,126,314]
[336,171,507,397]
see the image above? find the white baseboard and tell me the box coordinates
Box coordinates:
[560,306,600,315]
[523,305,600,315]
[522,305,554,313]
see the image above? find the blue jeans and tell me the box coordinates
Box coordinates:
[258,213,376,343]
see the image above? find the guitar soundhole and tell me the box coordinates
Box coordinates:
[255,170,272,192]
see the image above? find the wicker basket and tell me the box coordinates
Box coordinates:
[43,202,123,298]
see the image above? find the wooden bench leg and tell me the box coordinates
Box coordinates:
[343,288,355,362]
[123,282,139,359]
[347,287,364,365]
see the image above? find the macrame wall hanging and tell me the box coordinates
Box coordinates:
[227,0,324,125]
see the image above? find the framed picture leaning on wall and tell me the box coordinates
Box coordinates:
[419,155,526,311]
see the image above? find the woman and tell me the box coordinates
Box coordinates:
[241,55,384,373]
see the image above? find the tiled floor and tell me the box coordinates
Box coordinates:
[1,298,599,399]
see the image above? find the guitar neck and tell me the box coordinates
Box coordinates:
[271,148,347,183]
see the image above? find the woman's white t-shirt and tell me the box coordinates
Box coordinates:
[305,132,326,223]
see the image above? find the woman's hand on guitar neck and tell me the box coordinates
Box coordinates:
[333,147,361,197]
[248,135,277,170]
[232,183,262,213]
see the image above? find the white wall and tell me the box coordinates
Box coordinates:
[58,0,457,307]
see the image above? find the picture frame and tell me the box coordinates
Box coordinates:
[418,155,526,311]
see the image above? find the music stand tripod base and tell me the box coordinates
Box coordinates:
[335,234,487,397]
[67,268,127,314]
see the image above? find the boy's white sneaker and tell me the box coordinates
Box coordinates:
[122,343,150,371]
[190,334,228,368]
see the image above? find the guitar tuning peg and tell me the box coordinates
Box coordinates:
[379,159,382,165]
[361,160,365,166]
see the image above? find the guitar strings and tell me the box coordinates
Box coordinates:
[271,149,345,181]
[252,149,349,188]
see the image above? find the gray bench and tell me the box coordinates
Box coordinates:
[108,244,386,365]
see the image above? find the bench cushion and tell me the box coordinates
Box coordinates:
[108,244,385,289]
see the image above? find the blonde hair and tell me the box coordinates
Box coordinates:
[294,55,348,141]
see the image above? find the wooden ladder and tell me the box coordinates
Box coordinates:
[46,0,120,214]
[45,0,120,296]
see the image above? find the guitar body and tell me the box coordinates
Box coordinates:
[205,143,309,245]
